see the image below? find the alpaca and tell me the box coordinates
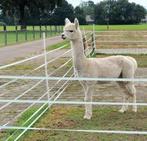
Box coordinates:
[61,18,138,120]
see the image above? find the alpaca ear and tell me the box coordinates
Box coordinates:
[65,18,71,25]
[74,18,79,29]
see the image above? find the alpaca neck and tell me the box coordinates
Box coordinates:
[71,38,87,71]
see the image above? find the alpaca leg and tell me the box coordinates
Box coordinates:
[80,81,87,94]
[84,86,93,119]
[118,83,129,113]
[126,83,137,112]
[119,94,129,113]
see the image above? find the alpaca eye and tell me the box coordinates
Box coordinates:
[69,30,73,33]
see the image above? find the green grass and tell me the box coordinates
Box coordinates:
[1,105,48,141]
[0,26,63,31]
[47,40,70,51]
[81,24,147,31]
[10,106,147,141]
[1,24,147,32]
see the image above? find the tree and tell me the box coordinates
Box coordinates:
[0,0,62,26]
[49,0,74,25]
[74,6,86,25]
[79,0,95,22]
[80,1,95,17]
[94,0,146,24]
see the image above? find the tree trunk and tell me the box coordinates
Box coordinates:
[19,4,26,30]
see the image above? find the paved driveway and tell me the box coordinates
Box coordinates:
[0,36,63,65]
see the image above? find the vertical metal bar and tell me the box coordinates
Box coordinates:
[25,26,27,41]
[40,25,42,38]
[55,26,57,35]
[45,25,47,37]
[92,24,96,55]
[33,26,35,40]
[50,25,52,36]
[15,25,18,43]
[4,25,7,46]
[43,32,50,105]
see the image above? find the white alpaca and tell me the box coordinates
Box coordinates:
[61,18,138,120]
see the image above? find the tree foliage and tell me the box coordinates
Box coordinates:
[74,6,86,25]
[0,0,146,25]
[0,0,62,25]
[80,1,95,18]
[48,0,74,25]
[95,0,146,24]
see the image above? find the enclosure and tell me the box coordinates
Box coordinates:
[0,28,147,141]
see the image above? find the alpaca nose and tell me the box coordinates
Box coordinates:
[61,33,66,40]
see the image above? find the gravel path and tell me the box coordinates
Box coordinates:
[0,36,63,65]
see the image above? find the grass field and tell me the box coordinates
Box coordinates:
[1,24,147,32]
[0,26,62,31]
[81,24,147,31]
[16,106,147,141]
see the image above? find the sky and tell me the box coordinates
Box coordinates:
[67,0,147,8]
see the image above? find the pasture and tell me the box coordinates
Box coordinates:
[0,27,147,141]
[81,24,147,31]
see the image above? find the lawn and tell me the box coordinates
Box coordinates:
[47,40,70,51]
[1,24,147,32]
[3,106,147,141]
[81,24,147,31]
[0,26,63,31]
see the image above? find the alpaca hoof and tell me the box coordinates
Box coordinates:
[83,115,92,120]
[118,109,126,113]
[132,108,137,113]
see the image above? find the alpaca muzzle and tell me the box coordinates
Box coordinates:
[61,33,66,40]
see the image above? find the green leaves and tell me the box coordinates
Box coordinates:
[95,0,146,25]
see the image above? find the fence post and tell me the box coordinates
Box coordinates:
[55,26,57,35]
[45,25,47,37]
[40,25,42,38]
[4,25,7,46]
[50,26,52,36]
[33,26,35,40]
[91,24,96,56]
[25,26,27,41]
[43,32,50,105]
[15,25,18,43]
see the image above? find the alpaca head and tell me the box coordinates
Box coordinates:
[61,18,81,40]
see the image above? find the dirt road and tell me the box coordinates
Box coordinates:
[0,36,63,65]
